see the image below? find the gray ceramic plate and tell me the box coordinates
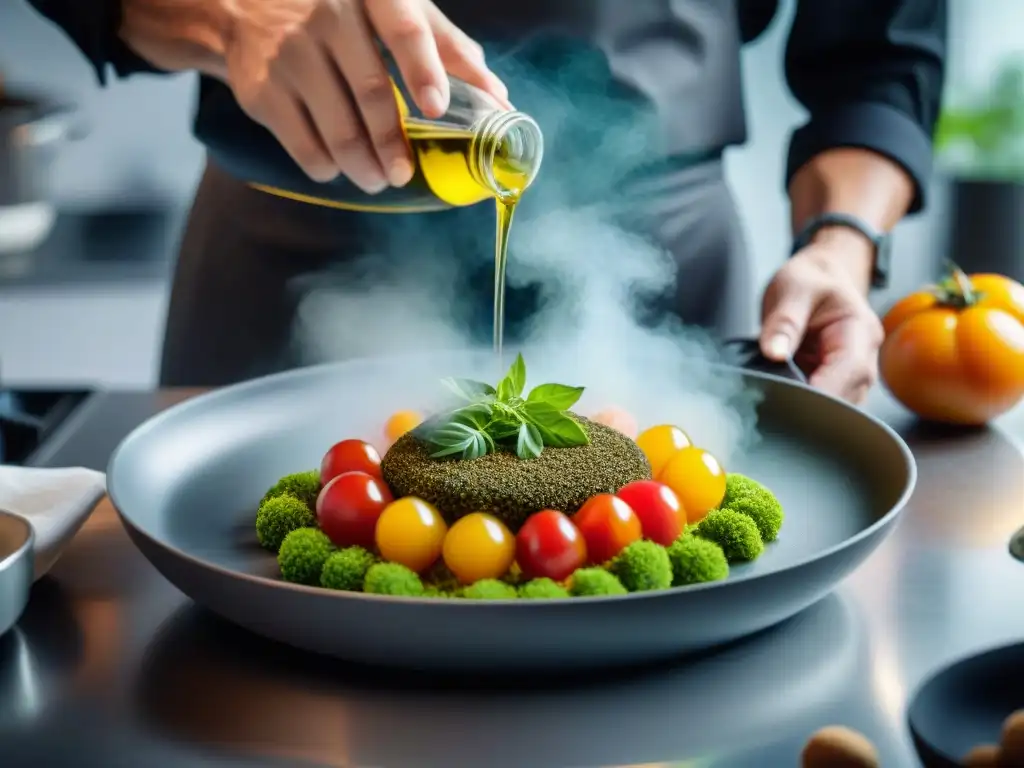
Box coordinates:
[107,350,915,672]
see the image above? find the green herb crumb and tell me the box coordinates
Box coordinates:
[320,546,377,591]
[262,470,321,510]
[255,493,316,552]
[461,579,519,600]
[363,563,424,597]
[667,535,729,585]
[278,527,335,586]
[694,509,764,562]
[568,568,628,597]
[610,540,673,592]
[518,578,571,599]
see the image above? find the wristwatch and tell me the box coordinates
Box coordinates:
[790,212,892,290]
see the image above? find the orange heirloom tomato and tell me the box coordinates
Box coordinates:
[879,270,1024,425]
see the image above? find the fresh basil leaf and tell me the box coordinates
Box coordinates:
[526,383,584,411]
[496,353,527,401]
[508,353,527,396]
[426,421,479,446]
[428,422,490,460]
[448,402,493,429]
[488,418,521,441]
[524,402,590,448]
[410,415,447,442]
[441,377,496,402]
[496,378,514,402]
[516,422,543,459]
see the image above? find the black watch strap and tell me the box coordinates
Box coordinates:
[790,212,891,289]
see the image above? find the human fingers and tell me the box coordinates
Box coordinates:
[322,0,415,186]
[424,2,511,108]
[274,31,388,192]
[240,84,337,183]
[760,267,819,361]
[808,316,882,403]
[364,0,449,118]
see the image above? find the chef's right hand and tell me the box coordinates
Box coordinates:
[223,0,509,191]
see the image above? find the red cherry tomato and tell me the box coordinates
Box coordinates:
[320,439,382,485]
[572,494,642,565]
[516,509,588,581]
[615,480,685,546]
[316,471,393,549]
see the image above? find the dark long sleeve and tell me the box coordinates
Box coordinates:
[783,0,947,213]
[25,0,163,85]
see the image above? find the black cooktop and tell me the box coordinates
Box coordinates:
[0,389,94,465]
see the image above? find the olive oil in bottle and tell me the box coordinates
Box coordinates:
[195,73,543,354]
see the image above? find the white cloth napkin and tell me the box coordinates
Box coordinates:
[0,465,107,580]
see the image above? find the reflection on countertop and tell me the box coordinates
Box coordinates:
[0,206,188,288]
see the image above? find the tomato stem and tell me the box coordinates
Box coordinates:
[931,262,983,308]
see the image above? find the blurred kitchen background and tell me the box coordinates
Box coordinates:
[0,0,1019,388]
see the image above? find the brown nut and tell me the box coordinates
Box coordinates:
[961,743,1001,766]
[801,725,880,768]
[999,710,1024,765]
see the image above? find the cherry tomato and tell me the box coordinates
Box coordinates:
[635,424,692,476]
[515,510,587,581]
[658,447,726,524]
[320,439,382,485]
[572,494,642,565]
[384,410,423,447]
[591,406,638,439]
[880,271,1024,425]
[615,480,685,546]
[375,496,447,573]
[442,513,516,584]
[316,471,394,549]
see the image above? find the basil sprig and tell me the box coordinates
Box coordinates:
[412,353,589,460]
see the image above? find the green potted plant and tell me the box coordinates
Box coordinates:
[936,57,1024,280]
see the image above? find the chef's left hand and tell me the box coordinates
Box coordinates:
[758,234,884,404]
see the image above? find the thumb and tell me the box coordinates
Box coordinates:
[760,281,816,361]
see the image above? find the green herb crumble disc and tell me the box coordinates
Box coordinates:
[382,415,651,531]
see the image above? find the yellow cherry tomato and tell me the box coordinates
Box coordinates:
[375,497,447,573]
[658,446,726,524]
[591,406,638,439]
[384,410,423,446]
[635,424,692,476]
[442,512,516,584]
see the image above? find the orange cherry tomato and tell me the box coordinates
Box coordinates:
[657,447,726,524]
[880,271,1024,425]
[572,494,642,565]
[635,425,692,477]
[384,410,423,447]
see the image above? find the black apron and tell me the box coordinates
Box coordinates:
[160,0,756,387]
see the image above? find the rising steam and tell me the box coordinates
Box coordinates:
[292,44,762,466]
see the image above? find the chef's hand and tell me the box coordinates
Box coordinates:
[223,0,509,191]
[759,232,884,404]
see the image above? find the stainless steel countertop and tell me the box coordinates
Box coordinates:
[2,388,1023,768]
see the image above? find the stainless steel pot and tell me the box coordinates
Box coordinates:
[0,90,85,255]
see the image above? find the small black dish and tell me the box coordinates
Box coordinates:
[908,642,1024,766]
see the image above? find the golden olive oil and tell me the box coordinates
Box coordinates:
[253,116,534,355]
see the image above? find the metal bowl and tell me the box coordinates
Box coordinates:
[0,509,34,637]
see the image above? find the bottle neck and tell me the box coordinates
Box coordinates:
[469,110,544,203]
